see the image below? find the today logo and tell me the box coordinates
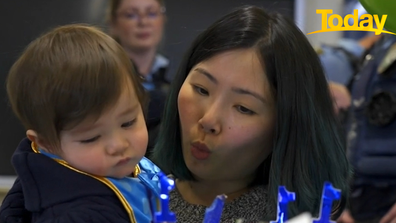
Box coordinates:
[307,9,396,35]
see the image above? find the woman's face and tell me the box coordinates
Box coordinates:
[177,48,276,182]
[112,0,165,52]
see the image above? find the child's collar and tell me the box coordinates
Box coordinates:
[30,141,141,177]
[31,141,62,159]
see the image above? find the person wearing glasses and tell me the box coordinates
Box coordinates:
[107,0,170,156]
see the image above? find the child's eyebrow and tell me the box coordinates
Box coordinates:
[68,105,139,134]
[69,122,100,135]
[118,104,138,117]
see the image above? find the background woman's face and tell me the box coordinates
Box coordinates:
[177,48,276,182]
[112,0,165,52]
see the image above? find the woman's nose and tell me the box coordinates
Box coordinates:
[198,106,222,135]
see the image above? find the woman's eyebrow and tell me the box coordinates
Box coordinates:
[194,68,218,84]
[231,87,267,105]
[194,67,268,104]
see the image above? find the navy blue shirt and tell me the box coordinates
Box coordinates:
[0,138,161,223]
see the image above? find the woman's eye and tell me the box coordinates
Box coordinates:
[236,105,255,115]
[124,13,139,19]
[193,85,209,96]
[80,136,100,144]
[147,11,159,18]
[122,119,136,128]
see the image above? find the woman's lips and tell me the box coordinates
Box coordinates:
[190,142,211,160]
[136,33,151,39]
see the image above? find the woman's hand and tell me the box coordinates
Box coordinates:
[337,210,354,223]
[328,82,351,115]
[380,203,396,223]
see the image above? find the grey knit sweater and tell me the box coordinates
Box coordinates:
[168,184,275,223]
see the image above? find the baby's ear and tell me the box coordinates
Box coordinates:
[26,129,52,152]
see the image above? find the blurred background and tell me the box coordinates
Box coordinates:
[0,0,343,189]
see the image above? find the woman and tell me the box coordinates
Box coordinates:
[152,6,351,222]
[107,0,169,154]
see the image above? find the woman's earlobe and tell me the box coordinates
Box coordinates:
[163,14,168,24]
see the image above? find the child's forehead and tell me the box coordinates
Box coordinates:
[64,81,137,132]
[67,117,101,135]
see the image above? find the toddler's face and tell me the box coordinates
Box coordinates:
[57,81,148,178]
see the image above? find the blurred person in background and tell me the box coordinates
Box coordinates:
[336,34,396,223]
[318,0,381,132]
[107,0,170,156]
[333,0,396,221]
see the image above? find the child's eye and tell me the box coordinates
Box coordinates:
[236,105,255,115]
[80,136,100,144]
[122,119,136,128]
[193,85,209,96]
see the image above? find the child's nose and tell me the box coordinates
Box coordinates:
[106,135,129,155]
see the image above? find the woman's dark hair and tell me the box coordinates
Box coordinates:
[152,5,350,219]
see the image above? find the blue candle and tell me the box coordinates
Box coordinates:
[154,172,176,223]
[313,182,341,223]
[270,186,296,223]
[203,194,227,223]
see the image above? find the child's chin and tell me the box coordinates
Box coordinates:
[112,167,137,178]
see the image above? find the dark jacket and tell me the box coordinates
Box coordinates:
[134,57,170,157]
[348,35,396,185]
[0,138,160,223]
[347,35,396,220]
[146,84,168,155]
